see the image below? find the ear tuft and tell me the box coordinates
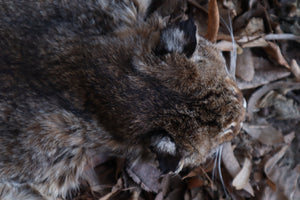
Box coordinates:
[155,18,197,57]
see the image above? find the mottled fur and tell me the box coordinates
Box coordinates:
[0,0,245,199]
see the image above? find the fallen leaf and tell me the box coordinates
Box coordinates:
[264,145,289,183]
[187,177,205,189]
[205,0,219,42]
[154,192,164,200]
[232,158,252,190]
[247,81,297,120]
[243,121,284,145]
[283,132,295,144]
[290,59,300,81]
[222,143,254,196]
[247,80,300,122]
[236,56,290,90]
[266,178,277,191]
[236,48,255,81]
[98,178,123,200]
[126,160,161,193]
[243,17,265,35]
[130,190,141,200]
[263,41,290,69]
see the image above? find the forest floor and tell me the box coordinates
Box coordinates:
[74,1,300,199]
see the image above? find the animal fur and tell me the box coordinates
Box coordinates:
[0,0,245,199]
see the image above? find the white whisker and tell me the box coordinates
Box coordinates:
[220,12,237,80]
[212,147,219,182]
[218,145,229,198]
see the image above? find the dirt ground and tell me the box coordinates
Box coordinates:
[74,0,300,199]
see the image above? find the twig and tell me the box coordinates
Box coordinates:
[264,34,300,41]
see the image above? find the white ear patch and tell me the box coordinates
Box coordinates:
[161,28,185,53]
[152,136,176,155]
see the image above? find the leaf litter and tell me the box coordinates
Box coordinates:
[73,0,300,199]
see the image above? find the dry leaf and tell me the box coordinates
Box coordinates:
[232,158,252,190]
[266,178,277,191]
[290,59,300,81]
[222,143,254,196]
[238,36,269,48]
[236,56,290,90]
[155,192,164,200]
[236,48,255,81]
[283,132,295,144]
[205,0,219,42]
[263,41,290,69]
[187,177,205,189]
[98,190,119,200]
[243,121,284,145]
[244,17,265,35]
[98,178,123,200]
[247,80,300,120]
[264,145,289,182]
[126,160,161,193]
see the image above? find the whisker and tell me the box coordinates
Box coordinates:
[218,145,230,199]
[212,147,219,182]
[220,12,237,80]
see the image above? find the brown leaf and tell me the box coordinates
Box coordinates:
[205,0,219,42]
[263,41,290,69]
[266,178,277,191]
[290,59,300,81]
[236,48,255,81]
[222,143,254,196]
[187,177,205,189]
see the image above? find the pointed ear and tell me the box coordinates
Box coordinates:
[155,18,197,57]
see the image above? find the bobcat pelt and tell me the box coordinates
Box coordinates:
[0,0,245,199]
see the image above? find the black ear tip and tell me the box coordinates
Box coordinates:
[179,18,197,57]
[179,18,197,35]
[154,17,197,57]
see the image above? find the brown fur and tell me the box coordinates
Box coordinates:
[0,0,245,199]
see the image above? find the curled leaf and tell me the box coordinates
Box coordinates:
[205,0,219,42]
[263,41,290,69]
[232,158,252,190]
[222,143,254,196]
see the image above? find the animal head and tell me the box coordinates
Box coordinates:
[72,0,247,173]
[91,12,246,172]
